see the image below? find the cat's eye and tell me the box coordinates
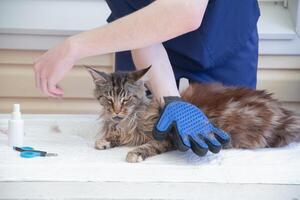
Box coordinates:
[97,95,103,100]
[98,96,113,105]
[122,97,131,104]
[107,99,113,104]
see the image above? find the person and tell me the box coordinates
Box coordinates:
[33,0,260,156]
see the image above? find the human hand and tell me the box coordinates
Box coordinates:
[153,97,230,156]
[33,39,77,97]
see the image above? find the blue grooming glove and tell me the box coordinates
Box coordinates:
[153,97,230,156]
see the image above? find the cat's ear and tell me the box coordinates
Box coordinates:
[84,65,109,84]
[128,66,151,82]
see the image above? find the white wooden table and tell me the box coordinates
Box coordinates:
[0,114,300,199]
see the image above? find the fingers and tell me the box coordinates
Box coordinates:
[212,126,231,145]
[33,60,41,89]
[48,82,64,97]
[203,134,222,154]
[32,44,71,98]
[40,75,64,98]
[34,68,41,89]
[34,63,63,98]
[153,106,174,141]
[153,119,190,151]
[155,106,173,132]
[188,133,222,156]
[189,135,208,156]
[172,125,189,151]
[153,128,169,141]
[33,60,52,96]
[40,76,50,96]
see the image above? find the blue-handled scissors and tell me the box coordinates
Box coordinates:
[13,146,58,158]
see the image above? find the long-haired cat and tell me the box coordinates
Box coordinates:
[86,66,300,163]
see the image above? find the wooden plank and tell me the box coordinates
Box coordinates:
[1,65,300,100]
[1,98,299,115]
[0,64,112,98]
[0,97,99,114]
[0,66,299,113]
[0,181,299,200]
[258,55,300,69]
[282,102,300,115]
[1,50,300,70]
[257,69,300,102]
[0,50,113,66]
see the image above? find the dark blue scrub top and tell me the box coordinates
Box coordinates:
[105,0,260,88]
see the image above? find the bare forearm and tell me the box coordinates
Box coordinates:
[132,44,180,103]
[69,0,208,60]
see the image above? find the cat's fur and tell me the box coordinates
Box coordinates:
[87,66,300,163]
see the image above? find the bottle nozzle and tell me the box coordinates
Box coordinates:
[13,104,20,113]
[12,104,21,120]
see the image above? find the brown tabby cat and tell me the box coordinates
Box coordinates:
[86,66,300,163]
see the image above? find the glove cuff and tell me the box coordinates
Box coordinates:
[163,96,184,105]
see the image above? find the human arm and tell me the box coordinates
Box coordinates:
[33,0,208,97]
[131,44,180,102]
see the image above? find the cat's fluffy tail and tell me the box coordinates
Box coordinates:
[270,108,300,147]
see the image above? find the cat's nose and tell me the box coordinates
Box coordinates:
[113,104,122,114]
[114,108,121,114]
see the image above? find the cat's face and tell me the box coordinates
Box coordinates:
[86,66,150,121]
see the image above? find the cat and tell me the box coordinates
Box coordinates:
[86,66,300,163]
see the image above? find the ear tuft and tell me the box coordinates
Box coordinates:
[128,66,151,82]
[84,65,109,84]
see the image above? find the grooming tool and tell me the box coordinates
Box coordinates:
[13,146,58,158]
[154,96,230,156]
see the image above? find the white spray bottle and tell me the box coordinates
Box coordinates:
[8,104,24,147]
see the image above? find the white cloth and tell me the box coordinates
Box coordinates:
[0,115,299,184]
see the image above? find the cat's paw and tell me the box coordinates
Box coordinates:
[126,151,144,163]
[95,139,111,150]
